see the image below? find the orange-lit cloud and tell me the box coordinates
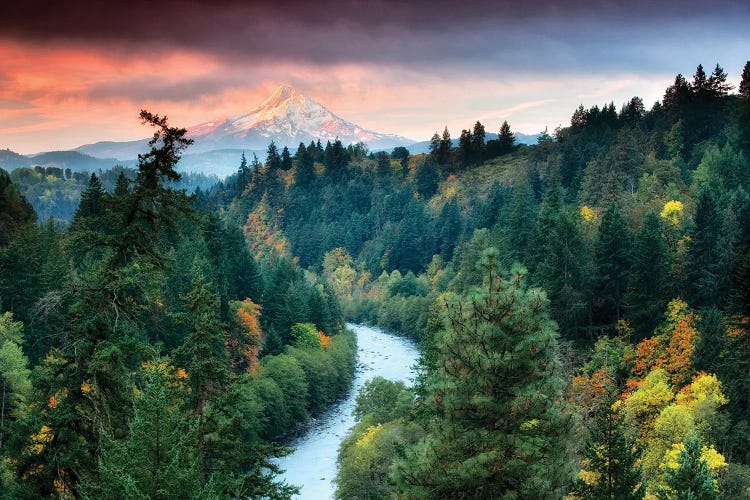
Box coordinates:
[1,0,749,153]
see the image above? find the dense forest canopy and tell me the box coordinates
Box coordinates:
[1,60,750,498]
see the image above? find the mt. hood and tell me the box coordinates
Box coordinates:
[76,86,413,160]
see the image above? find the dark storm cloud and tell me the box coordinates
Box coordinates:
[3,0,749,73]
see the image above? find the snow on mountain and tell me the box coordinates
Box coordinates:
[185,85,413,151]
[77,86,413,161]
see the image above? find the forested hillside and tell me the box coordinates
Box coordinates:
[0,112,354,498]
[1,60,750,498]
[193,62,750,498]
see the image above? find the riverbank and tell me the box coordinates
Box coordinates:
[275,324,420,499]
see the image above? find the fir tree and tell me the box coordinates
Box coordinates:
[740,60,750,100]
[73,173,106,223]
[265,141,281,171]
[574,387,644,500]
[687,187,722,309]
[438,126,452,166]
[498,120,515,155]
[280,146,292,171]
[593,203,631,329]
[624,212,669,338]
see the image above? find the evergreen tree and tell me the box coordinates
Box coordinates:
[0,312,31,456]
[707,63,732,97]
[498,120,515,155]
[436,198,462,262]
[574,387,644,500]
[624,212,669,338]
[280,146,292,171]
[0,168,36,247]
[692,64,708,94]
[428,132,441,163]
[740,60,750,100]
[414,160,439,198]
[237,152,251,192]
[265,141,281,171]
[534,207,591,341]
[687,188,722,309]
[438,126,452,167]
[459,128,473,168]
[374,151,391,178]
[391,146,410,177]
[593,203,631,329]
[656,436,719,500]
[72,173,106,223]
[393,250,571,498]
[176,260,230,485]
[472,120,486,164]
[14,111,194,496]
[81,360,206,499]
[294,142,315,188]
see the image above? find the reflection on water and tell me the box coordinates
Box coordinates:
[274,323,420,499]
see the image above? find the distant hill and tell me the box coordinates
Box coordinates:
[0,149,33,170]
[0,149,123,173]
[29,151,122,172]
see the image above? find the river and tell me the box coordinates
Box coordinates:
[275,323,420,499]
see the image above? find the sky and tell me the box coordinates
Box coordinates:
[1,0,749,154]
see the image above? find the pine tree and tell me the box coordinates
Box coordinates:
[265,141,281,171]
[14,111,194,496]
[593,203,631,329]
[0,169,36,247]
[692,64,708,94]
[740,61,750,99]
[176,260,230,486]
[237,152,251,192]
[534,206,591,341]
[656,437,719,499]
[472,120,486,164]
[624,212,669,338]
[574,387,644,500]
[280,146,292,170]
[498,120,515,155]
[80,360,205,499]
[458,128,472,168]
[393,250,572,498]
[707,63,732,96]
[436,198,462,262]
[687,187,722,309]
[429,132,441,163]
[73,173,106,222]
[438,126,452,167]
[0,312,31,456]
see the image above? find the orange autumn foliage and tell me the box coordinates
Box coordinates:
[229,298,264,372]
[569,367,612,416]
[319,331,331,350]
[631,299,699,389]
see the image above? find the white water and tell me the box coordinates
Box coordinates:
[275,323,420,499]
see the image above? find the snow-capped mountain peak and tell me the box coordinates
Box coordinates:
[185,85,412,151]
[76,85,414,161]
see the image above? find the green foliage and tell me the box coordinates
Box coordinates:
[393,249,572,498]
[353,377,413,425]
[573,388,644,499]
[656,436,719,500]
[290,323,321,349]
[0,168,35,246]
